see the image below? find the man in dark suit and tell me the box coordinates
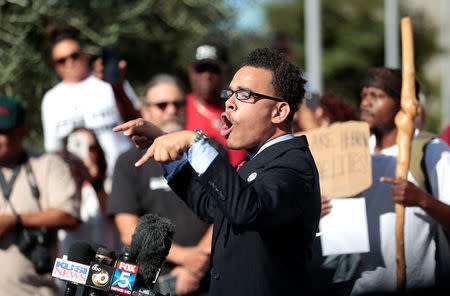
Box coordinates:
[114,48,321,295]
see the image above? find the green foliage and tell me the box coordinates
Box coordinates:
[264,0,439,128]
[0,0,234,150]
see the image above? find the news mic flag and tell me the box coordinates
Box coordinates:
[52,240,94,296]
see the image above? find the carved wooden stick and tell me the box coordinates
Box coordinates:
[395,17,420,290]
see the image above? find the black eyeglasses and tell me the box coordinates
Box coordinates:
[220,88,283,102]
[53,51,81,66]
[145,101,186,111]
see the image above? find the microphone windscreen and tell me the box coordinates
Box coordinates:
[89,242,107,254]
[130,214,174,287]
[67,240,95,265]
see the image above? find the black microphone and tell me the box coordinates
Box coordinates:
[64,240,95,296]
[130,214,174,289]
[109,245,140,295]
[85,247,116,296]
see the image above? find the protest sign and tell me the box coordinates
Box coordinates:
[296,121,372,198]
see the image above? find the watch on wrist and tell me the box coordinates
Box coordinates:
[191,129,209,146]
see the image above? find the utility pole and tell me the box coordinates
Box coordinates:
[305,0,323,95]
[384,0,400,68]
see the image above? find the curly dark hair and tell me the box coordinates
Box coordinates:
[319,93,358,124]
[45,24,81,49]
[242,48,306,122]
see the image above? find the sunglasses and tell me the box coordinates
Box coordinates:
[146,101,186,111]
[53,51,82,66]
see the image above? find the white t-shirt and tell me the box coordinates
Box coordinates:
[42,75,140,176]
[351,135,450,294]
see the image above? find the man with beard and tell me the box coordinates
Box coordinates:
[113,48,321,295]
[352,67,450,294]
[107,74,217,295]
[185,39,247,166]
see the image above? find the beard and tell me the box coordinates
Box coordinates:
[160,116,185,133]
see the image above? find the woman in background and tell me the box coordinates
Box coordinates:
[58,127,121,255]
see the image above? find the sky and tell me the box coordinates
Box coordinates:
[225,0,272,32]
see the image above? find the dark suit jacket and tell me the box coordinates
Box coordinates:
[169,136,321,296]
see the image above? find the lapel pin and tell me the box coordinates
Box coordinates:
[247,172,257,182]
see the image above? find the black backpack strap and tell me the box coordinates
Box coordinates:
[24,161,40,200]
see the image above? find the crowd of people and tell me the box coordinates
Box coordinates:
[0,24,449,296]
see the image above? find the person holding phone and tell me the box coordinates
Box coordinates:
[58,127,121,257]
[41,24,140,177]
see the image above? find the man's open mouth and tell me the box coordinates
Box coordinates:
[220,112,233,138]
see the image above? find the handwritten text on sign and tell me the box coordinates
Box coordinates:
[297,121,372,198]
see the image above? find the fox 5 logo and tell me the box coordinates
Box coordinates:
[91,264,110,287]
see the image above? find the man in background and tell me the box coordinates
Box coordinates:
[107,74,215,295]
[42,24,140,177]
[185,39,246,166]
[353,67,450,294]
[0,95,79,295]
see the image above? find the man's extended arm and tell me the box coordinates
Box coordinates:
[113,120,316,230]
[0,209,78,239]
[114,213,140,245]
[381,177,450,232]
[380,139,450,232]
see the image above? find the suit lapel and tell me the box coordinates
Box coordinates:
[210,136,309,258]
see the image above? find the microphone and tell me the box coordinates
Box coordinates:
[130,214,174,289]
[110,245,140,295]
[85,247,117,296]
[52,240,94,296]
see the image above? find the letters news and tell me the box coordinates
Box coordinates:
[52,258,89,284]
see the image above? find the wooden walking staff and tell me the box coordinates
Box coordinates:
[395,17,420,290]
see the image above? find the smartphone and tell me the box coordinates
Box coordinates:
[102,46,121,83]
[67,132,89,161]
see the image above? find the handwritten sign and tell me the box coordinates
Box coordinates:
[296,121,372,198]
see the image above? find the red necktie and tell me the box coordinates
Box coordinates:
[236,158,248,171]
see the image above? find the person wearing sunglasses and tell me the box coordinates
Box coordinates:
[185,39,247,167]
[58,127,123,263]
[113,48,321,296]
[41,24,140,178]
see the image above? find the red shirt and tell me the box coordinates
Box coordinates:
[185,93,247,166]
[441,124,450,147]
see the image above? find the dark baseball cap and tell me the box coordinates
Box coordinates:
[0,95,25,130]
[191,40,229,68]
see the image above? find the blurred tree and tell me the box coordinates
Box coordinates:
[264,0,439,131]
[0,0,234,150]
